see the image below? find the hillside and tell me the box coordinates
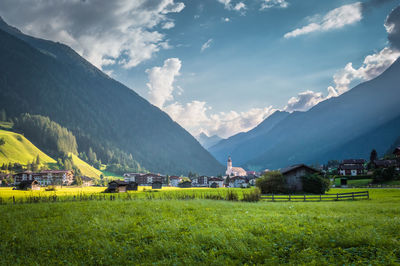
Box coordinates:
[0,129,55,165]
[210,58,400,170]
[0,18,224,176]
[69,153,102,179]
[197,133,223,149]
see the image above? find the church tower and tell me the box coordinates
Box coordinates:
[226,156,232,175]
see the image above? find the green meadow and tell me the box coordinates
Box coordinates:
[0,188,399,265]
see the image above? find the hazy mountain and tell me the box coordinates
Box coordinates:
[209,110,290,164]
[0,18,224,176]
[210,58,400,171]
[196,133,223,149]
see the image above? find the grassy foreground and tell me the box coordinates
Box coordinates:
[0,188,399,265]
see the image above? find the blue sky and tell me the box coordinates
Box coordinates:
[0,0,399,138]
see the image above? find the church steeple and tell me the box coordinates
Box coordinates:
[227,156,232,170]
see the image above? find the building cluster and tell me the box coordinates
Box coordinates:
[0,170,94,189]
[337,147,400,176]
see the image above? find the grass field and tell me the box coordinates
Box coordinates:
[0,129,56,165]
[0,187,399,264]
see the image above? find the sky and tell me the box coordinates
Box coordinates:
[0,0,400,138]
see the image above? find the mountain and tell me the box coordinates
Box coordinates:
[0,18,224,176]
[210,58,400,171]
[197,133,223,149]
[209,110,290,164]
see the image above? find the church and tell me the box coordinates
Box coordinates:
[225,156,247,177]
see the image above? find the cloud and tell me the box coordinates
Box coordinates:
[329,47,400,95]
[146,58,182,108]
[284,90,325,112]
[284,2,362,38]
[162,21,175,29]
[217,0,246,12]
[201,39,213,52]
[260,0,289,10]
[385,5,400,51]
[164,101,277,138]
[222,17,231,22]
[0,0,184,69]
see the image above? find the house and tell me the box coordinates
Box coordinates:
[127,182,138,191]
[123,173,143,183]
[178,180,192,188]
[152,181,162,189]
[135,173,167,186]
[339,159,365,176]
[229,176,249,188]
[35,170,74,186]
[393,147,400,158]
[374,160,398,169]
[280,164,321,192]
[107,180,128,193]
[169,176,182,187]
[208,177,224,188]
[192,176,208,187]
[81,176,94,186]
[226,156,247,177]
[13,171,34,184]
[17,180,40,190]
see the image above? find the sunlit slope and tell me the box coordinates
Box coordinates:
[69,153,102,179]
[0,129,56,165]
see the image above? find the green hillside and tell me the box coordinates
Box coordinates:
[69,153,102,179]
[0,129,56,165]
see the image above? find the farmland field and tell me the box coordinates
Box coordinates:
[0,188,399,264]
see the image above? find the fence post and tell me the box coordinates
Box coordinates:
[367,191,369,199]
[272,194,274,202]
[320,194,322,201]
[352,192,354,200]
[288,194,291,201]
[336,193,339,201]
[304,194,306,202]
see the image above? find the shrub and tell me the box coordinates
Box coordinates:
[256,171,289,194]
[45,185,57,191]
[301,174,330,194]
[225,190,238,201]
[372,167,399,183]
[242,188,261,202]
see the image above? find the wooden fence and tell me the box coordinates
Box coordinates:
[261,191,369,202]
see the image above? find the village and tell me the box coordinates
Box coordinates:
[2,147,399,192]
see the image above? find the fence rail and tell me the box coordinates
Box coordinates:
[261,191,369,202]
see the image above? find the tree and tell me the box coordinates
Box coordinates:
[225,175,231,187]
[301,174,330,194]
[35,155,41,165]
[0,109,6,121]
[370,149,378,163]
[256,171,288,194]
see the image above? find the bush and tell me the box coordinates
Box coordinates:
[301,174,330,194]
[45,185,57,191]
[225,190,238,201]
[372,167,399,183]
[242,188,261,202]
[256,171,289,194]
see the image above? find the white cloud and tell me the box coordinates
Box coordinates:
[217,0,246,12]
[162,21,175,29]
[146,58,182,108]
[284,2,362,38]
[222,17,231,22]
[260,0,289,10]
[284,90,326,112]
[233,2,246,11]
[164,101,277,138]
[0,0,185,69]
[329,47,400,95]
[201,39,213,52]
